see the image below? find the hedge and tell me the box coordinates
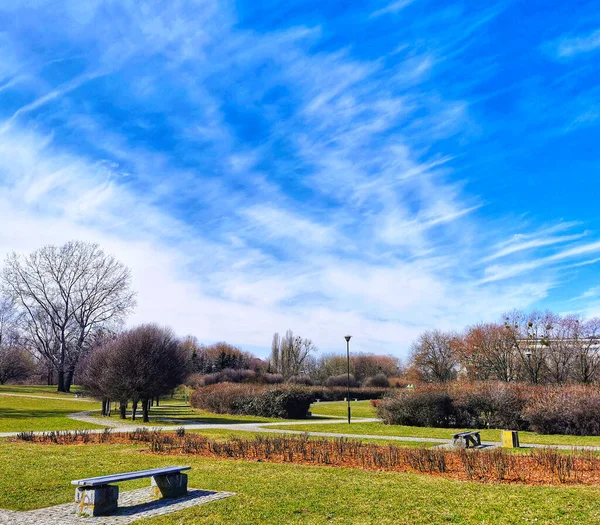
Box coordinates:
[190,383,313,419]
[190,383,390,419]
[377,382,600,435]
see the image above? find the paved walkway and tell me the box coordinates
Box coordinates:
[0,487,234,525]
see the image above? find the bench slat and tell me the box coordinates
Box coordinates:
[71,466,191,487]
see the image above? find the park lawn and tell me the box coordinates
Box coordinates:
[106,404,288,426]
[1,442,600,524]
[184,429,437,447]
[0,384,84,398]
[310,400,377,419]
[265,421,600,448]
[0,394,102,432]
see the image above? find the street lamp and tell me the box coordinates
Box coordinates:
[524,349,532,383]
[345,335,352,424]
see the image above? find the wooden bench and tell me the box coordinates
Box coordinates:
[452,431,481,449]
[72,465,191,516]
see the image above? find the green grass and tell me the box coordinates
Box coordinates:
[106,404,289,426]
[0,394,102,432]
[1,441,600,523]
[266,421,600,448]
[310,400,377,419]
[0,385,84,397]
[184,429,436,447]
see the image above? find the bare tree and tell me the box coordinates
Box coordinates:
[572,318,600,383]
[544,315,578,384]
[410,330,459,382]
[0,297,34,384]
[503,310,551,384]
[2,241,136,392]
[0,297,18,346]
[459,323,520,382]
[0,346,34,384]
[270,330,316,379]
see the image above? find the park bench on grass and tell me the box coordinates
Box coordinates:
[452,431,481,449]
[72,465,191,517]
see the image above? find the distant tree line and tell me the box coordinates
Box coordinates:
[409,310,600,385]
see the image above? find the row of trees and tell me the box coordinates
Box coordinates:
[0,241,136,391]
[410,310,600,384]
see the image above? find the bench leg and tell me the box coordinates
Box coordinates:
[75,485,119,517]
[151,473,188,499]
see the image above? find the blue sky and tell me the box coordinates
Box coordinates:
[1,0,599,359]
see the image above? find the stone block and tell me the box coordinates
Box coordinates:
[151,473,188,498]
[75,485,119,516]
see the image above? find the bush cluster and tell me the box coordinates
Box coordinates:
[524,386,600,435]
[190,383,389,419]
[190,383,313,419]
[378,383,600,435]
[377,382,531,431]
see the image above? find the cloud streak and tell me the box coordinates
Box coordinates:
[1,0,599,357]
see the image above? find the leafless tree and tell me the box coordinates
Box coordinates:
[544,314,578,384]
[270,330,316,379]
[572,317,600,383]
[0,346,34,384]
[503,310,551,384]
[459,323,520,382]
[2,241,136,392]
[0,297,34,384]
[410,330,459,382]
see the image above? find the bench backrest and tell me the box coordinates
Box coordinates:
[72,466,191,487]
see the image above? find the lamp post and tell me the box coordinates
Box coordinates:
[524,349,532,383]
[345,335,352,424]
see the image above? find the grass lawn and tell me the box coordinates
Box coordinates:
[266,421,600,448]
[0,384,84,398]
[0,394,102,432]
[183,429,437,447]
[107,404,292,426]
[310,400,377,419]
[1,441,600,524]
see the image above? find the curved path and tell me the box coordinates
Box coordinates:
[2,410,598,451]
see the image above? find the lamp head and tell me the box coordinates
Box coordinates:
[344,335,352,342]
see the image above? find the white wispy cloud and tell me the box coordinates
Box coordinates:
[1,0,599,358]
[553,28,600,58]
[371,0,414,18]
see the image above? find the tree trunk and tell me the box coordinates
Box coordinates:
[142,398,150,422]
[132,400,138,421]
[64,369,75,393]
[57,369,66,392]
[119,400,127,419]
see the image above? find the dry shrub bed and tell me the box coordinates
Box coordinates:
[15,429,600,486]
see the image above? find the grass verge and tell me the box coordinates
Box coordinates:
[1,441,600,523]
[0,395,101,432]
[266,421,600,448]
[310,400,376,419]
